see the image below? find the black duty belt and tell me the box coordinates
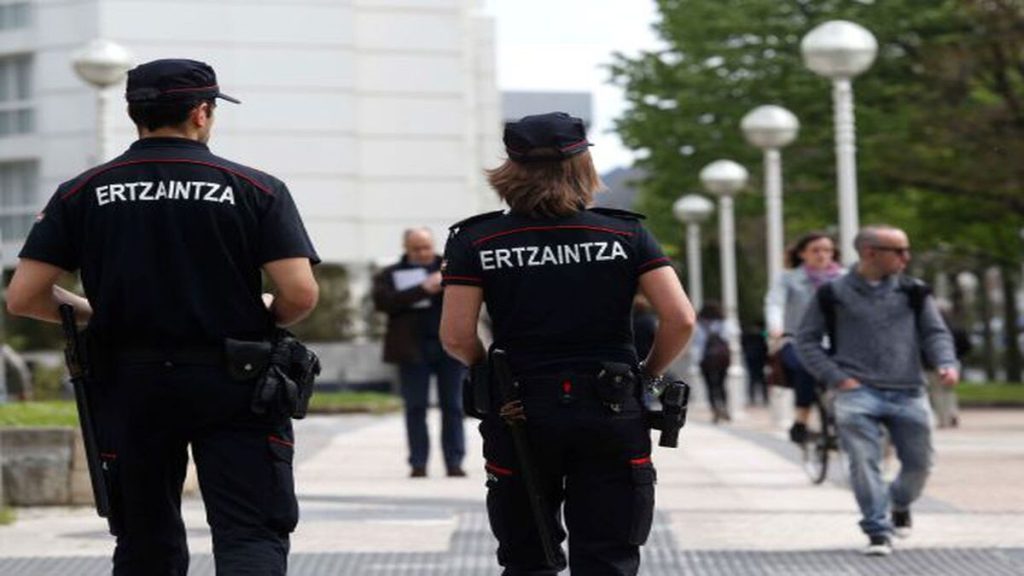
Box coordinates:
[115,345,224,366]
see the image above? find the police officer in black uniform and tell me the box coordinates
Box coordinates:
[7,59,319,575]
[439,112,695,575]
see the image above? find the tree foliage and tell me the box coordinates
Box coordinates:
[608,0,1024,329]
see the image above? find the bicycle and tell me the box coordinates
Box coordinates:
[801,385,841,484]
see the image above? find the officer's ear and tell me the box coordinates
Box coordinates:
[191,101,214,128]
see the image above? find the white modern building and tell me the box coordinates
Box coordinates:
[0,0,502,268]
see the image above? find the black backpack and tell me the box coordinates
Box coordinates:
[701,330,731,371]
[818,276,931,355]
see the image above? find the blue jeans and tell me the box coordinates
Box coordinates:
[834,385,933,537]
[399,340,466,469]
[780,342,817,409]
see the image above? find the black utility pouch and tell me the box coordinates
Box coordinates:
[226,333,320,419]
[463,362,491,420]
[224,338,273,381]
[596,362,636,411]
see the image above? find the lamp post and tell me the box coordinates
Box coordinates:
[72,39,134,163]
[672,194,714,311]
[672,194,715,410]
[700,160,749,420]
[801,20,877,265]
[741,105,799,286]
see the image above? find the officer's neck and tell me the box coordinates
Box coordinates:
[137,125,205,143]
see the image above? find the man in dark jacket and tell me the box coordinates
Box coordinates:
[373,228,466,477]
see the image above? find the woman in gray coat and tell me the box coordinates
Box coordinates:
[764,232,843,443]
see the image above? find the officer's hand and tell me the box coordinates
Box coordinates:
[422,271,443,294]
[262,293,275,309]
[938,367,959,387]
[837,378,861,391]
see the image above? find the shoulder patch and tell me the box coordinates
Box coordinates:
[448,210,505,232]
[588,207,646,220]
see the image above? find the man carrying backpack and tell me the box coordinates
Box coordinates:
[693,302,731,423]
[796,226,959,557]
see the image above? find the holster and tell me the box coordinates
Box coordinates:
[463,362,491,420]
[644,377,690,448]
[225,331,321,420]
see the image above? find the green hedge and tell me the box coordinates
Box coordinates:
[956,382,1024,407]
[0,391,401,428]
[0,401,78,427]
[307,391,401,414]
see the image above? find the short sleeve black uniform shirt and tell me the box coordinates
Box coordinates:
[442,208,671,373]
[19,137,320,347]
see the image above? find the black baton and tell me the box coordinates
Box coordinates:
[490,349,559,568]
[59,304,111,520]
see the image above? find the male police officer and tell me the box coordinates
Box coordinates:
[7,59,319,575]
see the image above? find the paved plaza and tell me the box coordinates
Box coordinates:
[0,406,1022,575]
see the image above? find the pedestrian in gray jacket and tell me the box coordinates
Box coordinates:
[796,225,959,557]
[764,231,843,443]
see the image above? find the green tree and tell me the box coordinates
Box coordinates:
[609,0,1024,379]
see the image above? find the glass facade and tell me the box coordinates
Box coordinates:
[0,54,32,137]
[0,160,38,242]
[0,2,30,31]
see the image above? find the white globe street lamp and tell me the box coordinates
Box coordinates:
[672,194,714,312]
[741,105,799,288]
[700,160,749,420]
[801,20,877,265]
[72,39,134,163]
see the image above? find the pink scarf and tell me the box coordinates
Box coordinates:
[805,262,842,289]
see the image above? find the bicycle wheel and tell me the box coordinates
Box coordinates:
[802,395,830,484]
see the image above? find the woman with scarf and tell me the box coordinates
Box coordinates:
[764,231,843,443]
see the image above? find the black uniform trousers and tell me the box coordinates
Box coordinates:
[98,360,298,576]
[481,373,656,576]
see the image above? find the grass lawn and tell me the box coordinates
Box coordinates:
[0,391,400,427]
[957,382,1024,407]
[0,401,79,427]
[308,391,401,414]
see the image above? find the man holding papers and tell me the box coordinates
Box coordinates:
[373,228,467,477]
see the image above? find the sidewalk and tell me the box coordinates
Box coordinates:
[0,406,1022,575]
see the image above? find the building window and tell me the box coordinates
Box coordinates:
[0,3,30,31]
[0,54,31,136]
[0,161,38,241]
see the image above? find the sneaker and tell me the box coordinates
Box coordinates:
[863,535,893,556]
[789,422,808,444]
[892,509,912,538]
[410,467,427,478]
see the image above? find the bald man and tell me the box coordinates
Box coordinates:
[372,228,467,478]
[796,226,959,556]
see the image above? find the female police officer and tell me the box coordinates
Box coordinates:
[440,112,695,575]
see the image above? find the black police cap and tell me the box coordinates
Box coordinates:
[126,59,240,105]
[504,112,592,162]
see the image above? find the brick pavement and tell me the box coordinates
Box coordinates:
[0,406,1021,575]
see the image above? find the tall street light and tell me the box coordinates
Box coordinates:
[741,105,799,287]
[672,194,714,312]
[72,39,134,163]
[672,194,715,410]
[700,159,749,420]
[801,20,877,265]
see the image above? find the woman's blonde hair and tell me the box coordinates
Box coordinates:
[486,151,604,218]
